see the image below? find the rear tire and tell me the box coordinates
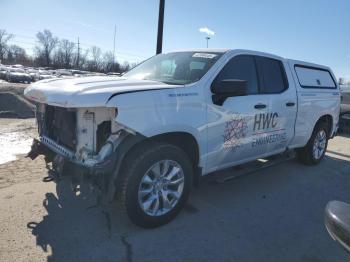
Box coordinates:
[296,122,329,165]
[119,142,193,228]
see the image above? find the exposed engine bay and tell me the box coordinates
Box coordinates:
[40,105,77,150]
[35,104,125,165]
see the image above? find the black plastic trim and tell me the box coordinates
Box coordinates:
[106,88,173,103]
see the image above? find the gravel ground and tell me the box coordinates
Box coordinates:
[0,118,37,166]
[0,119,350,262]
[0,82,34,118]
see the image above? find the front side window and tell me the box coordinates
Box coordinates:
[256,56,288,94]
[123,51,223,85]
[214,55,259,95]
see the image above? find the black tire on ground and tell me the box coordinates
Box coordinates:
[118,142,193,228]
[296,122,329,165]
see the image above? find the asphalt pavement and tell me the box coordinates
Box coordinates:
[0,133,350,262]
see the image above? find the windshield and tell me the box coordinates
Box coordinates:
[124,51,223,85]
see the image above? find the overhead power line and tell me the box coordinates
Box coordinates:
[5,30,147,66]
[8,38,146,62]
[11,40,37,46]
[11,33,36,40]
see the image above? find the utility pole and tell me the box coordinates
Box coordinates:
[77,37,80,69]
[206,36,210,48]
[156,0,165,54]
[113,25,116,67]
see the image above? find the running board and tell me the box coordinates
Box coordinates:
[208,151,295,184]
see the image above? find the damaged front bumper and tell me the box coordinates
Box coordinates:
[27,136,119,203]
[27,131,145,202]
[27,135,118,177]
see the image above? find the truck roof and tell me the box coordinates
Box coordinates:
[170,49,331,71]
[170,48,230,53]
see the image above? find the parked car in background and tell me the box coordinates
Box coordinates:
[0,66,8,81]
[71,69,89,77]
[340,84,350,113]
[36,69,55,80]
[0,63,113,83]
[7,68,32,83]
[107,72,122,76]
[12,64,24,68]
[38,74,55,80]
[339,84,350,132]
[26,69,40,82]
[57,69,73,77]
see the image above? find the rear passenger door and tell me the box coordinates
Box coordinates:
[254,56,297,153]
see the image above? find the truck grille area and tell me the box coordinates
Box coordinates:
[43,105,77,151]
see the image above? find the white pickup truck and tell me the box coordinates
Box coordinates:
[24,49,340,227]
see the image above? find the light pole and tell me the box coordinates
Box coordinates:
[156,0,165,54]
[206,36,210,48]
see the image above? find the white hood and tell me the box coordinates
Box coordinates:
[24,76,179,107]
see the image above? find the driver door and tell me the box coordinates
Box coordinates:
[205,55,269,173]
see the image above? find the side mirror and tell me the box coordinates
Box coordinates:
[211,79,248,106]
[325,200,350,253]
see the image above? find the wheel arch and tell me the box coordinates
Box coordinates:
[146,132,200,169]
[316,114,333,138]
[112,131,201,196]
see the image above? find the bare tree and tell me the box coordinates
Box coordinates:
[89,46,102,71]
[53,39,75,68]
[0,29,134,73]
[121,61,131,72]
[73,48,89,70]
[102,51,113,72]
[6,45,30,65]
[60,39,75,68]
[0,29,14,62]
[35,29,58,66]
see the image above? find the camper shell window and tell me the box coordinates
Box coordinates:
[294,65,336,89]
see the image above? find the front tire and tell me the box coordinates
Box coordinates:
[296,122,329,165]
[119,142,193,228]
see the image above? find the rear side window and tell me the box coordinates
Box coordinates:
[214,55,258,95]
[295,65,336,89]
[256,56,288,94]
